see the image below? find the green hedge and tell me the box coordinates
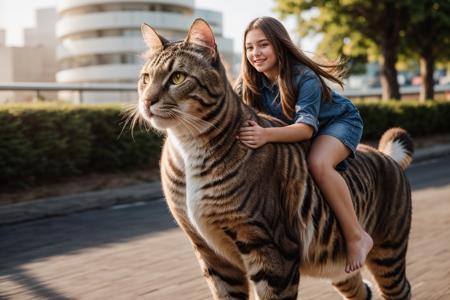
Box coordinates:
[1,101,449,191]
[0,104,162,190]
[356,101,450,140]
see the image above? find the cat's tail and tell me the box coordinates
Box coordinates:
[378,128,414,170]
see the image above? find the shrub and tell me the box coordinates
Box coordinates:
[355,101,450,140]
[0,103,162,191]
[1,101,449,191]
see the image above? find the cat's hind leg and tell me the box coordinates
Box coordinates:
[365,241,411,300]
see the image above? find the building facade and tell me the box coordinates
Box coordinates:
[55,0,234,103]
[24,8,58,47]
[0,29,5,47]
[0,9,58,103]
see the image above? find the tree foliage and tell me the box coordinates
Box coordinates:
[401,1,450,100]
[403,1,450,61]
[275,0,450,100]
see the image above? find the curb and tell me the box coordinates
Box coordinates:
[0,182,163,226]
[413,143,450,163]
[1,144,449,226]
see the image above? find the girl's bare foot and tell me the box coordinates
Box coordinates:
[345,231,373,273]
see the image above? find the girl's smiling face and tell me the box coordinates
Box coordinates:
[245,28,278,81]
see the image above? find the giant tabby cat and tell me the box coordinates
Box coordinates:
[134,19,413,300]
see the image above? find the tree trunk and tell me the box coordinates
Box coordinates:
[380,45,401,101]
[419,52,434,102]
[376,1,401,101]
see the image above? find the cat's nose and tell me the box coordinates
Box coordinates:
[144,93,160,106]
[144,97,155,106]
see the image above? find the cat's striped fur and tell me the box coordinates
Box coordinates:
[134,19,413,300]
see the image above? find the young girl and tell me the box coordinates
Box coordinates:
[236,16,373,273]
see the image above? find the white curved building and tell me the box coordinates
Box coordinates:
[55,0,234,103]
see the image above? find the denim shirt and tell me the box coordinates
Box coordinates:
[260,66,359,135]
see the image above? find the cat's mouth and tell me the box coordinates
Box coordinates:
[143,105,153,117]
[140,101,163,119]
[146,107,174,121]
[139,101,162,123]
[139,99,179,130]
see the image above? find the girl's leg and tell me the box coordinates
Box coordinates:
[308,135,373,273]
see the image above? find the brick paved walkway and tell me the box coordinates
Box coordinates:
[1,182,449,299]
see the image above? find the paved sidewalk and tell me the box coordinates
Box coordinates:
[1,143,450,226]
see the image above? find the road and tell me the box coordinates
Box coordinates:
[1,156,450,300]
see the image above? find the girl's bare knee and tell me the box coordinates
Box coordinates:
[307,156,330,181]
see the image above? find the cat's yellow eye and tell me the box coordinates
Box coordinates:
[170,72,186,85]
[141,73,150,84]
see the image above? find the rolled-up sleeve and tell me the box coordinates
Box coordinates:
[294,75,321,134]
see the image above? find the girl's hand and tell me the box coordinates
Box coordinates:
[237,120,268,149]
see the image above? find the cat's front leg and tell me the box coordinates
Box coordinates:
[193,239,250,300]
[165,197,250,299]
[232,220,301,300]
[161,142,249,299]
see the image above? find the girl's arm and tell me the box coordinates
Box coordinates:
[265,122,314,142]
[237,120,314,149]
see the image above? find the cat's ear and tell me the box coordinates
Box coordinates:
[141,23,168,52]
[185,18,217,58]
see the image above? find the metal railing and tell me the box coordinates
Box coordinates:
[342,84,450,99]
[0,82,136,103]
[1,82,449,102]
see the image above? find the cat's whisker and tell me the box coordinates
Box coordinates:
[119,103,141,140]
[176,109,216,129]
[174,112,202,135]
[176,113,205,134]
[170,111,199,136]
[176,115,203,133]
[172,109,216,132]
[120,103,157,140]
[159,108,204,134]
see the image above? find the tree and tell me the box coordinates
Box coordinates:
[276,0,409,100]
[401,1,450,101]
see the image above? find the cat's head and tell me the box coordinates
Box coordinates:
[137,19,227,133]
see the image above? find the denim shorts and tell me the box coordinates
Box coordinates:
[315,110,364,171]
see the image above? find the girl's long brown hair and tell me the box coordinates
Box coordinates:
[241,17,346,120]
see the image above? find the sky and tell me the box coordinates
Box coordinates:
[0,0,319,53]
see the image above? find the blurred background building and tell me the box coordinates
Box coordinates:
[25,8,58,48]
[0,8,58,102]
[1,1,447,103]
[0,0,234,103]
[0,29,5,47]
[55,0,234,103]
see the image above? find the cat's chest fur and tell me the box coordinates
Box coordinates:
[168,134,217,240]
